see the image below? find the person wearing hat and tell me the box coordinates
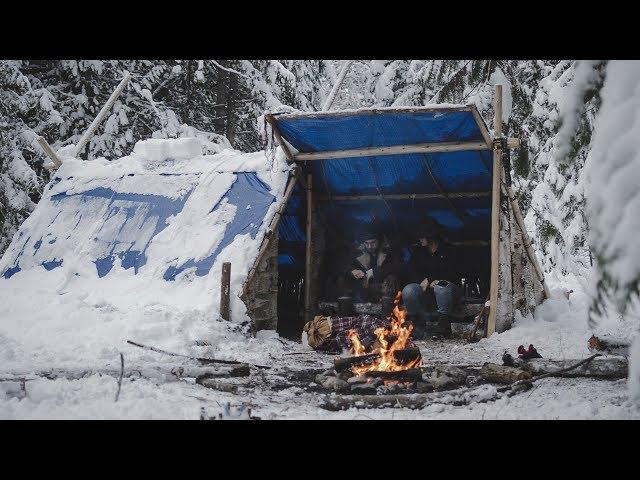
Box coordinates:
[346,226,400,311]
[402,220,462,339]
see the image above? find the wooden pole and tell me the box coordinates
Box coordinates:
[317,191,491,201]
[74,72,131,159]
[243,173,298,291]
[220,262,231,321]
[304,173,313,324]
[294,140,488,162]
[505,184,550,299]
[264,114,297,164]
[487,85,503,337]
[36,136,63,170]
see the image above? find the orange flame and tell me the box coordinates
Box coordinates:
[349,292,422,374]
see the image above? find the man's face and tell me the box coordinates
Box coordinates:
[363,238,378,253]
[419,237,429,247]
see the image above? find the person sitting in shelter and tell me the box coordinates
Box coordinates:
[401,221,462,339]
[347,227,400,314]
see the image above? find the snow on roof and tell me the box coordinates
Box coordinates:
[0,137,291,326]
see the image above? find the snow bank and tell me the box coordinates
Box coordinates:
[0,138,291,372]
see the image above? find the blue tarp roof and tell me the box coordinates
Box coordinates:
[273,105,494,245]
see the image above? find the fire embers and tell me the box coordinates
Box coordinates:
[346,292,422,375]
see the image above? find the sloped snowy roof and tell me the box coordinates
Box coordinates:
[0,138,291,319]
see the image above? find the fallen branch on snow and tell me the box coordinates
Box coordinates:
[126,340,271,369]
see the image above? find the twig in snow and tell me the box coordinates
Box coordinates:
[115,353,124,402]
[126,340,271,369]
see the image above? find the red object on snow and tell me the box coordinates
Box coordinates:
[517,344,543,360]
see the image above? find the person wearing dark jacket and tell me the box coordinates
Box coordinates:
[402,225,462,338]
[347,227,400,314]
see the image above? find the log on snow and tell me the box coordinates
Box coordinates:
[514,357,628,379]
[320,385,501,411]
[479,363,532,384]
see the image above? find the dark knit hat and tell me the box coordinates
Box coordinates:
[416,217,443,241]
[356,226,380,243]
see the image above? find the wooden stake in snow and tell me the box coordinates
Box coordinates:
[221,262,231,321]
[74,72,131,159]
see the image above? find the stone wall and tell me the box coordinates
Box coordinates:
[241,235,279,332]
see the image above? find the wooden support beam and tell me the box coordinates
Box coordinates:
[294,140,489,162]
[74,72,131,159]
[264,113,297,164]
[487,85,503,337]
[36,136,63,170]
[304,173,313,324]
[471,106,493,147]
[504,183,550,299]
[317,191,491,202]
[244,173,298,290]
[220,262,231,321]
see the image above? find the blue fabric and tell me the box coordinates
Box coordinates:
[164,172,275,280]
[46,187,192,278]
[274,109,493,243]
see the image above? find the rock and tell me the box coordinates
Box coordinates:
[336,370,354,381]
[368,378,383,388]
[315,373,329,385]
[347,375,369,385]
[427,366,468,391]
[350,383,377,394]
[322,376,349,392]
[415,381,433,393]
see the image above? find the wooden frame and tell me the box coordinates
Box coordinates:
[317,191,490,201]
[295,141,489,161]
[487,85,503,337]
[304,173,313,324]
[258,97,545,337]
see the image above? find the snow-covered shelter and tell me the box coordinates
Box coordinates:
[0,88,547,340]
[0,137,292,332]
[267,87,548,337]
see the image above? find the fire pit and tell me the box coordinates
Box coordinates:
[315,292,429,395]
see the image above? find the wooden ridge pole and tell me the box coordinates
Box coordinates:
[487,85,502,337]
[304,173,313,324]
[294,140,488,161]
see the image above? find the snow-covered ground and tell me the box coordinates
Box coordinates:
[1,136,639,420]
[2,274,638,419]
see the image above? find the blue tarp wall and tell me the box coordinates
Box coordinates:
[273,106,493,271]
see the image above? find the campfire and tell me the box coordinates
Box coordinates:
[346,292,422,375]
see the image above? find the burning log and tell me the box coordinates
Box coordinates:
[333,348,421,373]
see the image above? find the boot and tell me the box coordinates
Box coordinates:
[380,296,394,318]
[434,313,453,339]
